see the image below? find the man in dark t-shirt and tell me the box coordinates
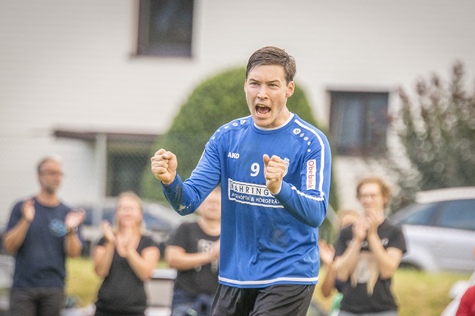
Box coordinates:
[3,156,85,316]
[166,188,221,316]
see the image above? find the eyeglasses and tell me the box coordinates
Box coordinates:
[358,193,382,200]
[41,170,64,177]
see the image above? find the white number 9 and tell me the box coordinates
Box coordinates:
[250,163,260,177]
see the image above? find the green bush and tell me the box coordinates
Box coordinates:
[388,61,475,210]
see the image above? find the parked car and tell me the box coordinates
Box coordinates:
[389,187,475,273]
[79,197,195,256]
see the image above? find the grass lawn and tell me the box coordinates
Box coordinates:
[67,257,470,315]
[65,257,101,308]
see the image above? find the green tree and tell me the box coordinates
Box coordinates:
[141,66,338,232]
[388,61,475,209]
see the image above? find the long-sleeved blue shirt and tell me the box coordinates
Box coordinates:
[162,113,331,288]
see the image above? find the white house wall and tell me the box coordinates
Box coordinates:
[1,0,475,224]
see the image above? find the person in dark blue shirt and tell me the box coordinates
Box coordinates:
[3,155,85,316]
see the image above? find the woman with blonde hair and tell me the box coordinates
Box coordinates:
[93,191,160,316]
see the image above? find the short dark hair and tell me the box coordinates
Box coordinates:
[37,155,62,174]
[246,46,296,84]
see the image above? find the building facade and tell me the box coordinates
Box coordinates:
[1,0,475,225]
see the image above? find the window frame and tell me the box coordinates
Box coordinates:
[329,90,390,156]
[136,0,194,58]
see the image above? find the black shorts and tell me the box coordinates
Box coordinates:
[211,283,315,316]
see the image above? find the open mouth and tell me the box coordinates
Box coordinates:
[256,105,271,115]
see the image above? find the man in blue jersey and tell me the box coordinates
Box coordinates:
[151,46,332,316]
[3,156,85,316]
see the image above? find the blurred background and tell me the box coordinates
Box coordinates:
[1,0,474,222]
[1,1,474,315]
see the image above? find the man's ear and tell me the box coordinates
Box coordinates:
[286,81,295,98]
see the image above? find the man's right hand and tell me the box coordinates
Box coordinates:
[21,199,35,223]
[151,149,178,185]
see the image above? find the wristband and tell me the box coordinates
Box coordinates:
[67,227,78,235]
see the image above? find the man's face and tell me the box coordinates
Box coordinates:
[358,182,387,217]
[244,64,294,129]
[38,160,63,194]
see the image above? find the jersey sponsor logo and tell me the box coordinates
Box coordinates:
[227,152,240,159]
[228,179,283,208]
[307,159,316,190]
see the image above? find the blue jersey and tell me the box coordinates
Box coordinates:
[162,113,331,288]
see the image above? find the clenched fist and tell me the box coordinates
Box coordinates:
[151,149,178,185]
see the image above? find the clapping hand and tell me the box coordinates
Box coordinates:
[65,209,86,230]
[101,221,116,244]
[21,199,35,223]
[318,240,335,266]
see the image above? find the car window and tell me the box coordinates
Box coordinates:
[83,208,94,225]
[143,213,173,232]
[436,199,475,231]
[396,203,438,226]
[102,207,115,224]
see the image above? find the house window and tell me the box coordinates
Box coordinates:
[329,91,389,156]
[137,0,194,57]
[107,152,149,196]
[105,136,157,197]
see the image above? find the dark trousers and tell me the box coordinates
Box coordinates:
[9,287,64,316]
[171,287,214,316]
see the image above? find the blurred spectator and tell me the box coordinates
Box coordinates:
[166,188,221,316]
[453,247,475,316]
[319,209,360,315]
[333,177,406,316]
[456,284,475,316]
[441,247,475,316]
[2,155,85,316]
[93,191,160,316]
